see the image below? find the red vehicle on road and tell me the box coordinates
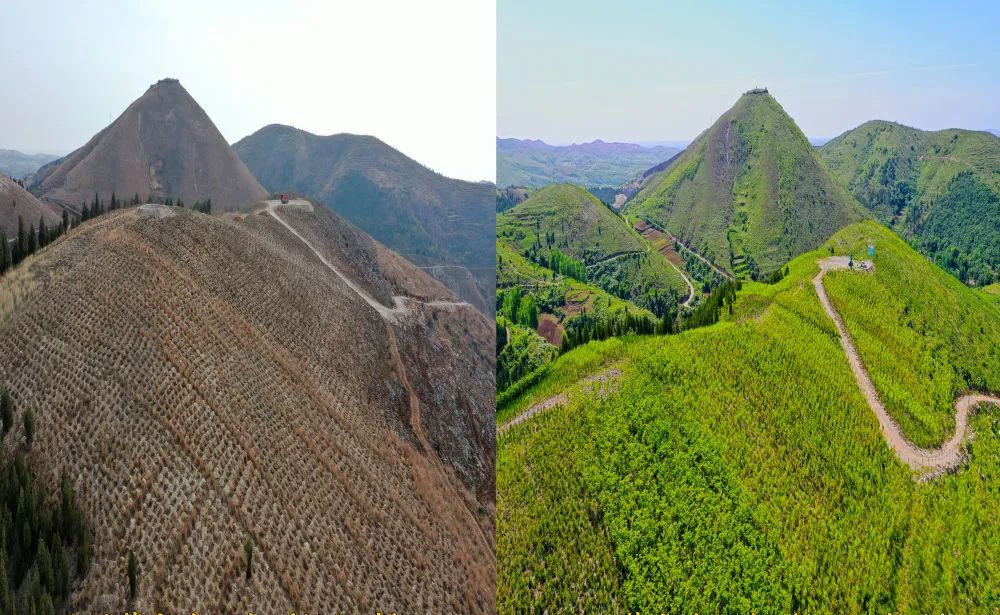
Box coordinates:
[280,193,290,204]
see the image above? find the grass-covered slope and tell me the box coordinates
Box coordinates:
[498,183,686,306]
[498,220,1000,613]
[820,120,1000,285]
[627,90,863,279]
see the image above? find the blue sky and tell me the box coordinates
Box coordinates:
[0,0,495,181]
[498,0,1000,143]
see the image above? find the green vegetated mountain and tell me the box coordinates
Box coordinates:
[496,184,687,392]
[627,90,864,280]
[0,149,59,179]
[234,124,495,315]
[498,184,687,311]
[31,78,267,211]
[497,220,1000,612]
[820,120,1000,285]
[497,137,679,189]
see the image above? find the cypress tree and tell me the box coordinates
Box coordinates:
[27,223,36,254]
[245,538,253,580]
[16,215,25,262]
[0,390,12,435]
[127,549,138,600]
[23,408,34,447]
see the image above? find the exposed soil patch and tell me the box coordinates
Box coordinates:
[536,313,563,347]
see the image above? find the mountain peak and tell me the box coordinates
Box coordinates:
[627,90,862,278]
[32,78,266,210]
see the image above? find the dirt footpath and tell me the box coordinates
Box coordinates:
[815,256,1000,480]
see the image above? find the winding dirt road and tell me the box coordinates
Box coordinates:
[265,200,472,322]
[668,259,696,308]
[815,256,1000,479]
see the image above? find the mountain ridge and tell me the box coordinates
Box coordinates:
[233,123,495,315]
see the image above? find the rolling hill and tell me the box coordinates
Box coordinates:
[627,89,864,279]
[498,183,687,308]
[497,137,680,189]
[0,174,61,239]
[31,78,267,211]
[497,220,1000,612]
[233,124,495,315]
[819,120,1000,285]
[0,199,495,612]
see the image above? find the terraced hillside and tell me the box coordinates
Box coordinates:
[0,201,495,612]
[627,90,863,280]
[31,78,267,211]
[498,183,686,310]
[233,124,495,315]
[496,240,657,391]
[820,120,1000,285]
[498,221,1000,613]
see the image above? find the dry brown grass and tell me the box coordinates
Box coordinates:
[0,205,495,613]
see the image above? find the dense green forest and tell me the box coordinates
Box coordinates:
[820,120,1000,285]
[498,221,1000,613]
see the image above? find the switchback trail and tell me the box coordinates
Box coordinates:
[667,258,696,308]
[265,200,472,322]
[815,256,1000,479]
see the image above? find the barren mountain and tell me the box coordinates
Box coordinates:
[0,174,61,238]
[0,200,494,612]
[31,78,267,211]
[233,124,495,315]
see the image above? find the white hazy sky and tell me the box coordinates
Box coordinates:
[0,0,495,182]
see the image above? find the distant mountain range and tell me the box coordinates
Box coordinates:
[0,149,59,179]
[497,137,680,188]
